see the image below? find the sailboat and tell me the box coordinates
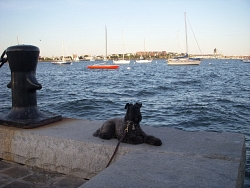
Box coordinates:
[242,56,250,63]
[52,40,72,65]
[87,26,119,70]
[167,12,201,65]
[113,30,130,64]
[243,59,250,63]
[136,39,152,63]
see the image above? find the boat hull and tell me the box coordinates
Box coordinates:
[52,61,72,65]
[243,59,250,63]
[113,60,130,64]
[167,59,201,65]
[87,65,119,69]
[136,59,152,63]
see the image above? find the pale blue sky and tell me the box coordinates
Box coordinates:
[0,0,249,57]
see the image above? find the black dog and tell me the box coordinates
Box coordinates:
[93,103,162,146]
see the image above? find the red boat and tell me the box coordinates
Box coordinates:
[87,64,119,69]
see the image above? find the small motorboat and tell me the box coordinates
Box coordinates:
[87,64,119,69]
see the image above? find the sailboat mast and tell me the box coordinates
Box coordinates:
[105,25,107,58]
[122,29,125,60]
[144,39,145,51]
[184,12,188,54]
[62,39,64,60]
[144,39,148,58]
[144,39,145,56]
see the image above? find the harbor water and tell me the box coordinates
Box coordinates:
[0,59,249,187]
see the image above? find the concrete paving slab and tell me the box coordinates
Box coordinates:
[81,150,241,188]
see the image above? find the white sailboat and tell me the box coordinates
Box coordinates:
[113,30,130,64]
[87,26,119,70]
[52,39,72,65]
[243,59,250,63]
[242,56,250,63]
[90,56,95,61]
[136,39,152,63]
[136,57,152,63]
[167,12,201,65]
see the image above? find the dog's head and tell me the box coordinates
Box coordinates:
[124,102,142,124]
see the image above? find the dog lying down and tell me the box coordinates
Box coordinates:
[93,103,162,146]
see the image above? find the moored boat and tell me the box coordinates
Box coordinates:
[52,61,72,65]
[136,59,152,63]
[52,39,72,65]
[113,59,130,64]
[243,57,250,63]
[136,39,152,63]
[52,57,72,65]
[167,57,200,65]
[113,30,130,64]
[87,64,119,69]
[167,12,201,66]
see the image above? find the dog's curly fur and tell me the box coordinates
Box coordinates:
[93,103,162,146]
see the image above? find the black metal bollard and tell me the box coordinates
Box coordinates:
[0,45,62,128]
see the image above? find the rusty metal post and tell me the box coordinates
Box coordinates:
[0,45,62,128]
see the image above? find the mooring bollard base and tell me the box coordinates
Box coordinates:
[0,114,62,129]
[0,44,62,129]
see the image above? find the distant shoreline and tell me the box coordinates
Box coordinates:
[38,57,246,63]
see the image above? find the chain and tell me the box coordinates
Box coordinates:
[0,50,7,68]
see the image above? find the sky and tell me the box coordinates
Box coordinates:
[0,0,249,57]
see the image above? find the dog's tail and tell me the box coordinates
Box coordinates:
[93,129,100,137]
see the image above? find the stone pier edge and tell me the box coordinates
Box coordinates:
[0,118,246,187]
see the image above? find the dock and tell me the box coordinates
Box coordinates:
[0,118,246,187]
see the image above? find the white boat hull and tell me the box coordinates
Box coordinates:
[167,59,201,65]
[243,59,250,63]
[113,60,130,64]
[52,61,72,65]
[136,59,152,63]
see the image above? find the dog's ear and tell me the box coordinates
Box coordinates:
[125,103,131,109]
[135,102,142,108]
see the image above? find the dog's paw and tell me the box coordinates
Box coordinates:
[144,135,162,146]
[93,129,100,137]
[153,138,162,146]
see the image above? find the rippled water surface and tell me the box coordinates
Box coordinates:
[0,59,249,186]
